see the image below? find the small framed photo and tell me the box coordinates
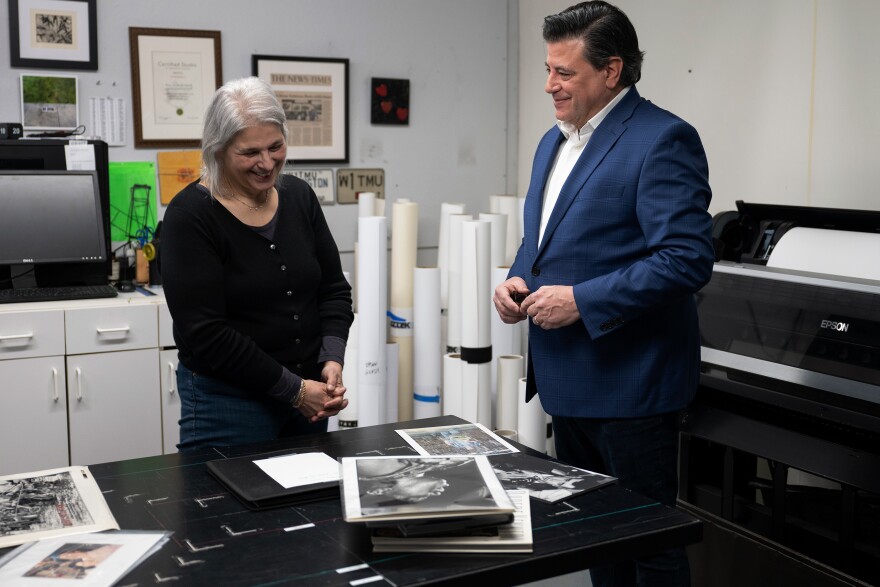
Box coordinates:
[8,0,97,70]
[253,55,349,164]
[371,77,410,125]
[129,27,222,148]
[20,73,79,132]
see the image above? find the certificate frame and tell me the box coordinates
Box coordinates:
[129,27,222,148]
[253,55,349,164]
[8,0,97,70]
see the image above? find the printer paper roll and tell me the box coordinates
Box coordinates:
[767,227,880,281]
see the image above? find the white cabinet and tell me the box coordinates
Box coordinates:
[0,295,172,473]
[67,348,161,465]
[157,300,180,454]
[0,308,68,475]
[160,349,180,454]
[0,356,68,475]
[65,303,162,466]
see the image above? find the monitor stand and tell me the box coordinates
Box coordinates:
[10,264,37,289]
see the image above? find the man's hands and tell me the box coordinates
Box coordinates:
[493,277,580,330]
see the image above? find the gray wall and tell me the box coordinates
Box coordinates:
[518,0,880,216]
[0,0,519,274]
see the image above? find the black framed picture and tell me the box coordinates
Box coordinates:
[371,78,410,126]
[253,55,350,164]
[8,0,97,70]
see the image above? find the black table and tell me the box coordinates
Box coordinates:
[74,416,702,585]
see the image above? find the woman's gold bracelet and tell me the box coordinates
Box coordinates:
[292,378,306,409]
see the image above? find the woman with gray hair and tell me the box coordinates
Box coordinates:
[161,77,353,451]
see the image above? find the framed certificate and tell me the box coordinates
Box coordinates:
[129,27,222,148]
[253,55,349,164]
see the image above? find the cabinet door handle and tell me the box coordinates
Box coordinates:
[167,362,177,395]
[0,332,34,341]
[52,367,59,402]
[75,367,83,401]
[96,326,131,335]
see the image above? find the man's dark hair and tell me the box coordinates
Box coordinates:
[543,1,645,86]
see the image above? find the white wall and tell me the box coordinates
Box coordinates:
[0,0,519,274]
[518,0,880,216]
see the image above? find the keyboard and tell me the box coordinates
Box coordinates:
[0,284,119,304]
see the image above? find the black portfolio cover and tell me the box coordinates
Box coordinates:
[206,449,339,510]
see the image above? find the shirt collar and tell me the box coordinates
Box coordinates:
[556,86,631,144]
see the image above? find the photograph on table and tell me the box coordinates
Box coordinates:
[490,452,616,503]
[395,422,518,457]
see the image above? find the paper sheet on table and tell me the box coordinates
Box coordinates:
[254,452,340,489]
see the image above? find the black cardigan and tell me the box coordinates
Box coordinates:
[161,175,353,397]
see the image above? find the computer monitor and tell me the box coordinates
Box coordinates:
[0,170,108,289]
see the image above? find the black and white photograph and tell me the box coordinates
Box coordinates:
[340,455,513,523]
[0,467,118,549]
[396,423,518,457]
[490,453,616,503]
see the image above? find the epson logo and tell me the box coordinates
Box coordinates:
[820,319,849,333]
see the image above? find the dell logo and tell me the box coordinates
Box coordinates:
[820,319,849,333]
[21,258,34,263]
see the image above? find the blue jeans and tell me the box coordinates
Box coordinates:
[176,362,327,452]
[553,412,690,587]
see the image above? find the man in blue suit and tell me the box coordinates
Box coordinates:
[493,2,714,585]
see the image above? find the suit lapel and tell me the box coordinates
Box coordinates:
[536,87,642,258]
[526,130,564,251]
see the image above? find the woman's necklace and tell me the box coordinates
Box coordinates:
[227,188,270,211]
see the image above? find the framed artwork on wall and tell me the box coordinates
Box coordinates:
[129,27,222,149]
[253,55,349,164]
[20,73,79,132]
[8,0,97,70]
[371,78,409,125]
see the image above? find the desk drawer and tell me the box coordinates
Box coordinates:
[66,304,158,354]
[0,309,65,359]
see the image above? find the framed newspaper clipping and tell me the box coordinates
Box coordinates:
[253,55,349,164]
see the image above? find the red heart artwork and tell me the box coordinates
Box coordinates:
[375,84,388,97]
[380,100,393,114]
[396,107,409,122]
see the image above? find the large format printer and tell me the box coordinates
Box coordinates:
[679,202,880,586]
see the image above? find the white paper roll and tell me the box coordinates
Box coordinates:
[490,265,521,409]
[517,377,546,453]
[478,212,508,269]
[490,194,521,266]
[337,314,359,428]
[460,220,493,350]
[386,341,399,424]
[496,355,523,432]
[357,216,387,427]
[390,200,419,421]
[437,202,466,310]
[413,267,442,419]
[358,192,378,217]
[445,213,471,353]
[767,227,880,281]
[442,353,462,417]
[460,361,492,426]
[460,220,493,427]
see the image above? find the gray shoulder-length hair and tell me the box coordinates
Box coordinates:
[200,76,288,194]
